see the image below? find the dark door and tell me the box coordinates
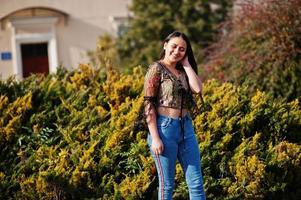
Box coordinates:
[21,43,49,78]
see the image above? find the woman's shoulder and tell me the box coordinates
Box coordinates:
[144,61,162,85]
[148,61,161,69]
[146,61,163,74]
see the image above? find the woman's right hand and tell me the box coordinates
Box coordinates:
[152,137,164,155]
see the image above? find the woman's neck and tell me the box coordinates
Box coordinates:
[161,58,176,69]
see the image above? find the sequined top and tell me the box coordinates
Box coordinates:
[143,61,195,116]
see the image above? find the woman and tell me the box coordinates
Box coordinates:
[144,31,206,200]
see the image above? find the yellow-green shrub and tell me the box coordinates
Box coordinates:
[0,65,300,200]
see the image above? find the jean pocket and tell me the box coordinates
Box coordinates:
[157,117,172,129]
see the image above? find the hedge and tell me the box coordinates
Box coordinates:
[0,65,300,199]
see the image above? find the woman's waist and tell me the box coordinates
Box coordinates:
[157,106,188,119]
[157,97,192,109]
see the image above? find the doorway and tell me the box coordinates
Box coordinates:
[21,43,49,78]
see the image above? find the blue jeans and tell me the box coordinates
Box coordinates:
[147,114,206,200]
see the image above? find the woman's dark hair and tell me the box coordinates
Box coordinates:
[159,31,198,74]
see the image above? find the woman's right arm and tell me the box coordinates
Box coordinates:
[145,102,163,155]
[144,64,164,155]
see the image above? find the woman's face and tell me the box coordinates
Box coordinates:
[163,36,187,63]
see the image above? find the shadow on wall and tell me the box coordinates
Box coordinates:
[57,17,108,69]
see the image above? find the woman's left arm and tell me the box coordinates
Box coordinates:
[181,57,202,94]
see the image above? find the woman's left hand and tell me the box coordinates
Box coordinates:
[181,56,202,94]
[181,56,190,67]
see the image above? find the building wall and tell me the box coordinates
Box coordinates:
[0,27,13,79]
[0,0,131,79]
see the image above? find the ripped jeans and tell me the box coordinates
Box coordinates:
[147,114,206,200]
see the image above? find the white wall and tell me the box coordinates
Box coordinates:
[0,0,131,79]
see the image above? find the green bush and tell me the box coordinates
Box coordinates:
[203,0,301,101]
[0,65,300,199]
[117,0,233,69]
